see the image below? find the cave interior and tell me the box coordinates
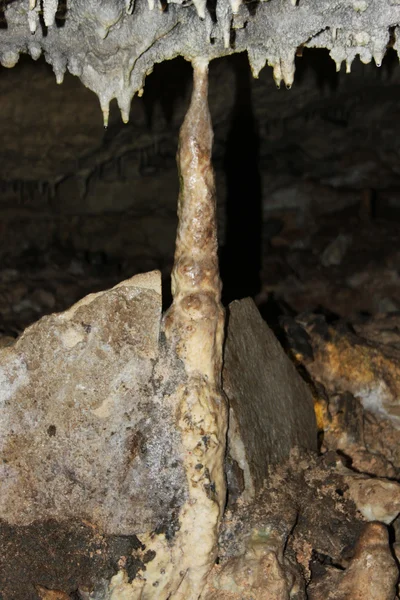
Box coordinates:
[2,1,400,598]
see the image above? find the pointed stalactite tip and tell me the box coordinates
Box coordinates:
[193,0,207,19]
[101,103,110,129]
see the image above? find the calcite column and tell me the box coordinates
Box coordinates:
[108,59,227,600]
[165,58,225,385]
[163,57,227,598]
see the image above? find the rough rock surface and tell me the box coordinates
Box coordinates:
[283,313,400,481]
[308,522,398,600]
[1,274,400,599]
[202,450,394,600]
[1,1,399,124]
[223,297,317,499]
[0,270,189,534]
[0,273,320,599]
[0,270,193,597]
[285,313,400,427]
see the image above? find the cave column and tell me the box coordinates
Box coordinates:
[163,58,227,598]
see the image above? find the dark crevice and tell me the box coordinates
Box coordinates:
[220,53,262,303]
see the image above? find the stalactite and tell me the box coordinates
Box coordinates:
[27,9,39,34]
[193,0,207,19]
[0,0,394,124]
[216,0,232,49]
[125,0,135,14]
[43,0,58,28]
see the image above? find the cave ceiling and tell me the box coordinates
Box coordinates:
[0,0,399,126]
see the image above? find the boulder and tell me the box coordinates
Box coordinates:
[223,298,317,499]
[0,271,192,599]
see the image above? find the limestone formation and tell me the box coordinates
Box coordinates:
[284,314,400,481]
[343,469,400,525]
[0,1,399,124]
[285,313,400,427]
[2,1,400,597]
[201,451,379,600]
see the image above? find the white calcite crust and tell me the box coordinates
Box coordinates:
[0,1,398,123]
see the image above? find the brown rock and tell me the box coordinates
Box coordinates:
[203,451,366,600]
[36,586,71,600]
[287,314,400,425]
[343,469,400,524]
[308,522,398,600]
[223,298,317,498]
[284,314,400,477]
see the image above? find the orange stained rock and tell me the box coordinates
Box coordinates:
[36,587,71,600]
[301,322,400,423]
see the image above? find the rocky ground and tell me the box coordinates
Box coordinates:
[1,202,400,599]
